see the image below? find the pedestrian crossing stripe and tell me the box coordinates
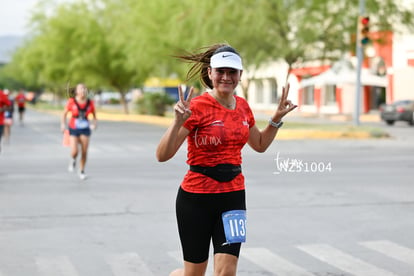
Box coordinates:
[1,240,412,276]
[106,252,154,276]
[167,250,182,263]
[35,256,79,276]
[241,247,315,276]
[168,250,215,275]
[360,240,414,267]
[297,243,399,276]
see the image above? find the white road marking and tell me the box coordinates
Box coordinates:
[167,250,182,263]
[168,250,214,275]
[241,247,315,276]
[36,256,79,276]
[297,243,399,276]
[106,252,154,276]
[360,240,414,267]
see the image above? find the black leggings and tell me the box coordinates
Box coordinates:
[175,187,246,263]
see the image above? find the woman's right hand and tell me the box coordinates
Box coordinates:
[174,86,193,124]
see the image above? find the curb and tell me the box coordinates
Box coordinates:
[39,109,386,140]
[275,129,375,140]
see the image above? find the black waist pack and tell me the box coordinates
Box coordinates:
[189,164,242,182]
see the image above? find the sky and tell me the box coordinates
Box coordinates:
[0,0,71,37]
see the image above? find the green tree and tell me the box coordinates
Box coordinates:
[3,0,414,109]
[140,0,270,97]
[255,0,414,80]
[2,36,47,93]
[6,0,141,113]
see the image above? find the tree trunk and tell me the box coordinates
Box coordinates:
[240,79,251,100]
[119,92,129,114]
[285,62,293,85]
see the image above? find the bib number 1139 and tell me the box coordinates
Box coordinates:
[222,210,247,245]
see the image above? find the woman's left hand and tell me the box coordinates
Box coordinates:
[272,83,297,122]
[60,124,66,133]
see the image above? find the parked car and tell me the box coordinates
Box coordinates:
[380,100,414,125]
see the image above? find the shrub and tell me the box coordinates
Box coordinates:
[108,98,120,104]
[136,92,175,116]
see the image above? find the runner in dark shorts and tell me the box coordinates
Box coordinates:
[61,83,97,180]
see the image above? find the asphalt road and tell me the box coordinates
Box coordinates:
[0,109,413,276]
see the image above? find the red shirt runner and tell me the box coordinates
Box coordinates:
[182,92,255,193]
[0,91,12,125]
[15,93,26,108]
[64,98,95,129]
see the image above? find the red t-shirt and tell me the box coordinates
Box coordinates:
[0,92,12,125]
[15,93,26,108]
[181,92,255,193]
[65,98,95,129]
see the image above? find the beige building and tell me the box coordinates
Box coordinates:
[241,32,414,115]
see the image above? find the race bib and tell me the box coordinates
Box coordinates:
[222,210,247,245]
[75,118,89,129]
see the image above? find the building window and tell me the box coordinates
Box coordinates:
[303,86,314,105]
[255,80,264,104]
[324,85,336,105]
[269,79,278,103]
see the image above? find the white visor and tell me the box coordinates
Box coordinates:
[210,51,243,70]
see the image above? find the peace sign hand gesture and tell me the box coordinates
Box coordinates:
[174,85,194,124]
[272,83,297,122]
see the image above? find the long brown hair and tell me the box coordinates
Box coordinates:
[174,43,240,89]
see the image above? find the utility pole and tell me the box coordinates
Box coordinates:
[354,0,365,126]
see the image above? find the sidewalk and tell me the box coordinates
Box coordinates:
[254,109,381,124]
[38,108,387,140]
